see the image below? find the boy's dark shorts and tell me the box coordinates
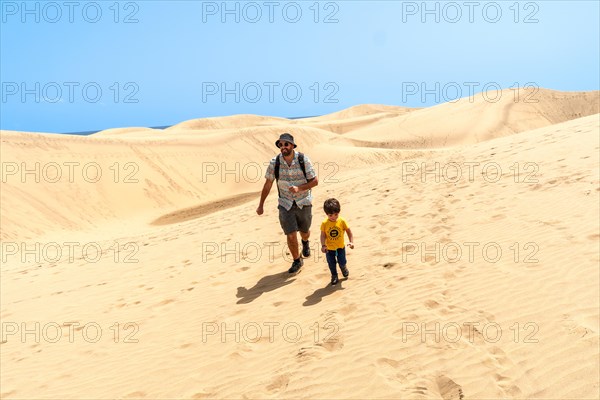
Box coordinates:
[278,203,312,235]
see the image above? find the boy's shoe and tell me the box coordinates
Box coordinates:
[301,240,311,258]
[288,258,303,274]
[340,265,349,278]
[331,275,339,285]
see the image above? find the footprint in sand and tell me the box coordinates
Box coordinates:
[588,233,600,241]
[124,391,147,398]
[190,391,215,399]
[155,298,175,306]
[296,311,345,362]
[375,357,408,385]
[295,345,326,362]
[436,375,464,400]
[485,347,523,396]
[266,373,290,393]
[315,312,344,352]
[424,299,441,309]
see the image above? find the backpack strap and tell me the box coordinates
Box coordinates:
[298,152,307,180]
[274,155,281,198]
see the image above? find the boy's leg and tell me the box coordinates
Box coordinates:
[338,247,349,277]
[326,250,338,284]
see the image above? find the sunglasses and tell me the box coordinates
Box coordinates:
[277,142,293,148]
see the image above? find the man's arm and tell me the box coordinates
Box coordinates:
[290,176,318,193]
[300,176,318,191]
[256,178,274,215]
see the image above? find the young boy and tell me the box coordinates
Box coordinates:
[320,198,354,285]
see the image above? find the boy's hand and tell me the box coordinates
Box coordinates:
[321,244,327,253]
[347,242,354,249]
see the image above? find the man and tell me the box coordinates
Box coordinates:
[256,133,318,273]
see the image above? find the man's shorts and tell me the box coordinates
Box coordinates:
[278,202,312,235]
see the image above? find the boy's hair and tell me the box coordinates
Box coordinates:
[324,198,341,214]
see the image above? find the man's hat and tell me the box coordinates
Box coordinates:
[275,133,297,148]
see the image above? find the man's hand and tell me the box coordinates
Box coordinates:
[289,185,300,194]
[256,205,264,215]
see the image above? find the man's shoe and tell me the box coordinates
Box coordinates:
[331,275,339,285]
[340,265,349,278]
[288,258,303,273]
[301,240,311,258]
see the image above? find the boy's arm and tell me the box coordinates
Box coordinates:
[320,231,327,252]
[346,227,354,248]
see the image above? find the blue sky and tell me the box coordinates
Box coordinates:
[1,0,599,133]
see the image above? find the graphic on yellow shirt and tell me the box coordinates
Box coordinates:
[321,217,348,250]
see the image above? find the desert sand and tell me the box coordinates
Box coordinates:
[1,88,599,399]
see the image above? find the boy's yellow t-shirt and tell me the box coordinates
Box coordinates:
[320,217,349,250]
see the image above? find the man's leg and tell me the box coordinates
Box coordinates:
[300,231,311,257]
[286,231,300,260]
[297,205,312,258]
[300,231,310,241]
[280,205,303,273]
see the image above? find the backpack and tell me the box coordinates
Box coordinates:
[274,152,307,198]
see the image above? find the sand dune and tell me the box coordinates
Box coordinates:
[94,127,162,137]
[1,91,599,399]
[306,103,417,120]
[344,88,600,147]
[3,89,598,242]
[164,114,290,131]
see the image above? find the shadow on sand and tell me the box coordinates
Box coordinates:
[303,278,346,306]
[236,271,296,304]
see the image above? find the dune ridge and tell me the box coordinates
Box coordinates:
[2,88,598,241]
